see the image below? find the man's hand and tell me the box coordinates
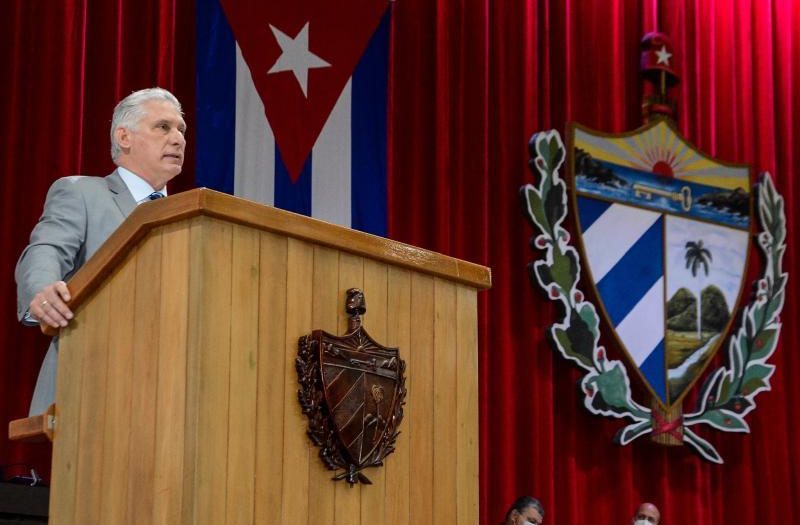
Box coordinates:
[30,281,73,328]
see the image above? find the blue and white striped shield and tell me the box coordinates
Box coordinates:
[569,119,752,408]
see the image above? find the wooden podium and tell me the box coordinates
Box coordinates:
[9,189,491,525]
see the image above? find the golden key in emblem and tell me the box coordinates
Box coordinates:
[632,182,693,212]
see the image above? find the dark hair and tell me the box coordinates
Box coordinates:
[503,496,544,523]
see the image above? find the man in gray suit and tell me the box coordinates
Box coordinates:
[16,87,187,415]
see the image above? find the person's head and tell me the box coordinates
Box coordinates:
[503,496,544,525]
[110,87,186,191]
[632,502,660,525]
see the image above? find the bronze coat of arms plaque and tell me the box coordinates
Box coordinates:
[297,288,407,485]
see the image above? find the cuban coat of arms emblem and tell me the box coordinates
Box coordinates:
[297,289,406,483]
[520,33,787,463]
[573,119,750,411]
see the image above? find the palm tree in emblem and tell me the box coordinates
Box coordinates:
[685,240,713,341]
[364,384,386,445]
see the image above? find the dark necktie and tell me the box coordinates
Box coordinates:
[148,192,164,200]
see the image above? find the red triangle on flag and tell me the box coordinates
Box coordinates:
[220,0,389,181]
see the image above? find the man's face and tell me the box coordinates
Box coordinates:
[633,503,660,525]
[115,99,186,190]
[513,506,543,525]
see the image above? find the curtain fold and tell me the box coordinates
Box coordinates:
[388,1,800,524]
[1,1,798,523]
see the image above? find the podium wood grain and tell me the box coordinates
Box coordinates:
[31,189,489,525]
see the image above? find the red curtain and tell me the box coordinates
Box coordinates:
[2,1,800,524]
[388,1,800,524]
[0,0,196,480]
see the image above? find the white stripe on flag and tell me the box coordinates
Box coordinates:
[311,79,352,227]
[615,277,664,366]
[234,44,275,206]
[582,203,661,282]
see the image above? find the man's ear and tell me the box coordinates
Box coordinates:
[116,127,133,150]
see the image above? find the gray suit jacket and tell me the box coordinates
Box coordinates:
[16,171,136,414]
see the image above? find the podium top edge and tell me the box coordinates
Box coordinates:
[53,188,490,330]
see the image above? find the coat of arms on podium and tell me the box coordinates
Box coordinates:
[519,33,787,462]
[297,288,406,484]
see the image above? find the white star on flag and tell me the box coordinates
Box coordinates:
[267,22,331,97]
[655,45,672,66]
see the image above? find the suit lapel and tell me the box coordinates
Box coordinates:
[106,170,137,217]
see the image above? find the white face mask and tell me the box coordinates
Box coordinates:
[521,521,536,525]
[634,521,653,525]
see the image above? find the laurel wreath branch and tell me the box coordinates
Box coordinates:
[519,129,787,463]
[682,173,787,462]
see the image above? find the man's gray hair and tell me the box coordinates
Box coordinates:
[110,87,183,162]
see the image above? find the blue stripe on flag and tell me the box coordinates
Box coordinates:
[597,217,663,325]
[275,150,312,216]
[640,340,667,403]
[195,0,235,193]
[351,11,389,236]
[577,196,612,233]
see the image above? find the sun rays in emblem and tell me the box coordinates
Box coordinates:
[574,121,749,190]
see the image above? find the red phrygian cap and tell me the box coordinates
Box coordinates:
[640,32,680,87]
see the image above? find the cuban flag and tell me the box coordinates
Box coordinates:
[196,0,390,236]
